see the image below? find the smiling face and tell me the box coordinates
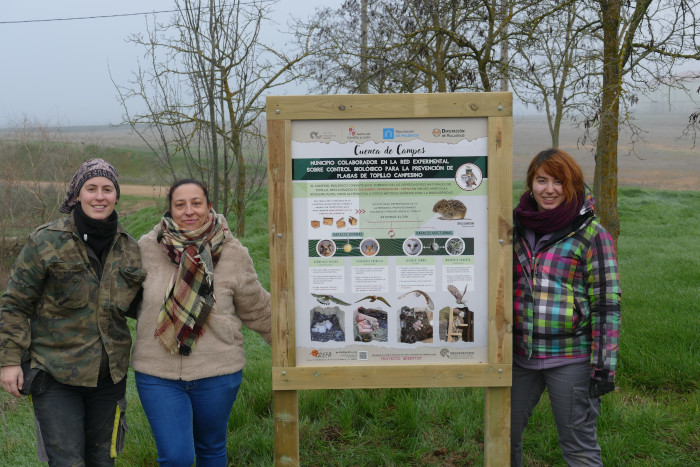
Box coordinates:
[170,183,211,230]
[531,169,564,211]
[78,176,118,220]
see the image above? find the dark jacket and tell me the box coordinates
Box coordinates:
[0,212,146,387]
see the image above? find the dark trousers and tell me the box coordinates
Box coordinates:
[32,376,127,467]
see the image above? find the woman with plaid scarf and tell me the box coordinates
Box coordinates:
[131,179,271,466]
[511,149,621,466]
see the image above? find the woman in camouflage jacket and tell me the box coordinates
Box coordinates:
[511,149,621,467]
[0,159,146,466]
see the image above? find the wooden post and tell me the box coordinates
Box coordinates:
[485,387,511,466]
[484,114,513,464]
[268,119,299,465]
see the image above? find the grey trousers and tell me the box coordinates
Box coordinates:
[510,360,602,467]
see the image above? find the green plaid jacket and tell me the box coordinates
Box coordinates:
[513,196,621,382]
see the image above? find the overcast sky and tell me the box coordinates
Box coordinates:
[0,0,342,127]
[2,2,697,128]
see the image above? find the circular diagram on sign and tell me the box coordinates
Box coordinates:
[445,237,465,256]
[403,237,422,256]
[455,163,483,191]
[316,239,336,257]
[360,238,379,256]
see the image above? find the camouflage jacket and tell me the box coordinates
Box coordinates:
[0,213,146,387]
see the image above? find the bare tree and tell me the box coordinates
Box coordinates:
[301,0,424,94]
[306,0,486,93]
[303,0,543,94]
[680,76,700,147]
[114,0,315,236]
[591,0,700,244]
[510,1,600,147]
[303,0,700,245]
[510,0,699,244]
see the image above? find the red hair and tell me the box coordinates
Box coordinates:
[525,149,584,204]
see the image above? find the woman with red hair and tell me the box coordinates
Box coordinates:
[511,149,621,466]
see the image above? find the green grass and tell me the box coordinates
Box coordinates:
[1,187,699,466]
[615,189,700,395]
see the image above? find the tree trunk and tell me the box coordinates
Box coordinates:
[593,0,621,247]
[208,0,219,211]
[499,0,509,92]
[551,113,561,149]
[233,132,246,237]
[360,0,368,94]
[220,83,230,217]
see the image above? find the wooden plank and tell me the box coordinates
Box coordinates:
[268,118,296,367]
[484,115,513,466]
[268,118,300,467]
[272,364,511,390]
[484,387,511,466]
[487,115,514,366]
[273,391,299,466]
[267,92,513,120]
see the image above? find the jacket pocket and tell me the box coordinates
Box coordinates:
[206,312,243,347]
[19,355,54,396]
[115,268,147,313]
[572,298,592,336]
[570,386,601,428]
[46,262,89,309]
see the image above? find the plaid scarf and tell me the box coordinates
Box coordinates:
[154,210,226,356]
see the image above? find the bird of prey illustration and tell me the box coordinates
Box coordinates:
[398,289,435,310]
[355,295,392,307]
[447,283,468,305]
[311,293,351,306]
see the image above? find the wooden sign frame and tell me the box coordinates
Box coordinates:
[267,92,513,465]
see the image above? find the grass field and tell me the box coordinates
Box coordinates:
[1,186,698,466]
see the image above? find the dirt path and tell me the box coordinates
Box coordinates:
[5,180,168,196]
[120,183,168,198]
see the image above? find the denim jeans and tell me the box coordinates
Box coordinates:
[135,371,243,467]
[510,360,602,467]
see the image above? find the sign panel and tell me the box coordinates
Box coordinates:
[291,118,489,365]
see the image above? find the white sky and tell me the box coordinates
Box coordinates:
[1,1,697,128]
[0,0,342,127]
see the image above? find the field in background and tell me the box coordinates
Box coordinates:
[1,110,698,464]
[1,187,698,466]
[512,111,700,192]
[4,109,695,191]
